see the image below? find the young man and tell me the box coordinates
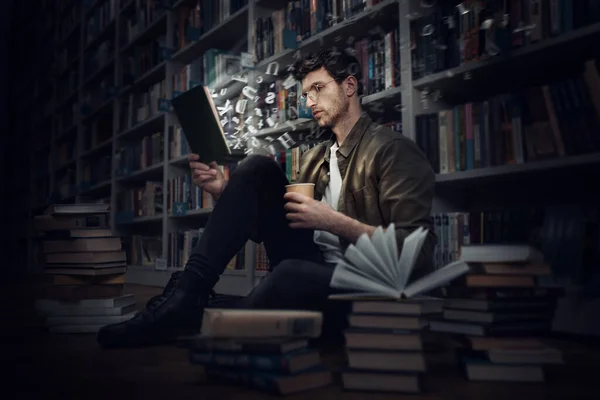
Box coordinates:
[97,49,436,348]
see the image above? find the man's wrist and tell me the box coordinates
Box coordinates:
[330,212,376,243]
[212,181,228,202]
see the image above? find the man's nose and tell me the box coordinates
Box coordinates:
[306,96,316,108]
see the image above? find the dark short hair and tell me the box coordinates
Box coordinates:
[290,48,363,95]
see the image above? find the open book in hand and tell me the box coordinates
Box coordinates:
[329,224,470,300]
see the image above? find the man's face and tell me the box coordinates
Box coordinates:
[301,67,348,128]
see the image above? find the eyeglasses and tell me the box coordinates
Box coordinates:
[300,79,338,102]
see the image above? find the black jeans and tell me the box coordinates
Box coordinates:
[184,155,350,331]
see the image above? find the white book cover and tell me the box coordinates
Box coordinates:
[330,224,470,300]
[46,311,137,327]
[36,303,137,317]
[35,294,135,310]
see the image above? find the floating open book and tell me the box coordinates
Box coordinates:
[330,224,470,299]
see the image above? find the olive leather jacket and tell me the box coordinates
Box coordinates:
[298,112,437,279]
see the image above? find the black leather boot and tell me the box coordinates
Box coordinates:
[97,270,209,348]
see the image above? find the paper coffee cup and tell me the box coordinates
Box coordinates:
[285,183,315,197]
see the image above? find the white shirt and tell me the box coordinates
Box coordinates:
[313,142,345,264]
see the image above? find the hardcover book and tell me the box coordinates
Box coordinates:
[171,85,232,163]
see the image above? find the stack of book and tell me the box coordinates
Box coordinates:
[324,223,471,393]
[335,296,445,394]
[181,309,332,396]
[33,203,136,333]
[429,243,564,382]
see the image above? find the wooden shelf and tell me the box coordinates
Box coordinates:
[170,6,249,66]
[435,153,600,184]
[83,57,115,88]
[413,22,600,104]
[134,61,167,89]
[83,18,116,53]
[253,0,399,73]
[169,208,213,219]
[117,214,163,226]
[80,138,112,159]
[120,12,167,53]
[117,113,165,141]
[82,96,114,122]
[79,180,111,197]
[116,162,164,184]
[169,155,189,166]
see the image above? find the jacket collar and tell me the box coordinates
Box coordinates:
[324,112,372,162]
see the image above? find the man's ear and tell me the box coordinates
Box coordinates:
[345,76,359,97]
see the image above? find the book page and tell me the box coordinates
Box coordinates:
[354,234,395,285]
[396,227,426,291]
[344,242,392,288]
[372,226,398,284]
[405,228,429,284]
[335,257,377,283]
[385,223,399,266]
[330,260,400,298]
[203,86,230,151]
[402,260,470,298]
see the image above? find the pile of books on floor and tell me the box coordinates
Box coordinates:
[335,296,446,394]
[180,309,332,395]
[34,203,137,333]
[429,243,564,382]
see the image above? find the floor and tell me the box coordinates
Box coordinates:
[2,281,600,399]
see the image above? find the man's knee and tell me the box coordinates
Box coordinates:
[268,259,306,286]
[234,154,282,178]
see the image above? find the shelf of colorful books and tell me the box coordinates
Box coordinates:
[117,113,165,140]
[413,22,600,103]
[116,162,164,184]
[170,5,250,66]
[435,153,600,184]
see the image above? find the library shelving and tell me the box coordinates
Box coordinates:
[13,0,600,327]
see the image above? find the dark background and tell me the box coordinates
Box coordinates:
[0,2,18,279]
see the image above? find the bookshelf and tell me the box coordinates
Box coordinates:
[13,0,600,321]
